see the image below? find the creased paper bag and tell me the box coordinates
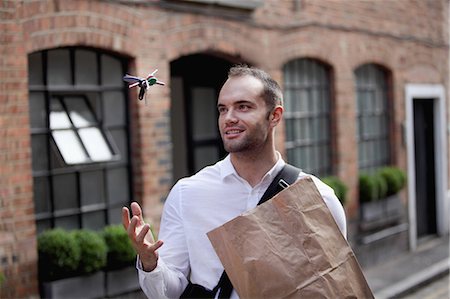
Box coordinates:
[207,177,374,299]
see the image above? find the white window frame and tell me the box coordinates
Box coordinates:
[405,84,448,250]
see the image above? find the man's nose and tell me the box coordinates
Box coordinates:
[223,108,238,123]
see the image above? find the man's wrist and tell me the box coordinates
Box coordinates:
[142,261,157,272]
[137,255,158,272]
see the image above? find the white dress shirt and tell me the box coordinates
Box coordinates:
[137,153,347,299]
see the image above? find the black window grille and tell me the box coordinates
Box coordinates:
[28,47,132,233]
[283,58,332,177]
[355,64,391,173]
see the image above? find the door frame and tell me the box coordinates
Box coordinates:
[405,84,448,250]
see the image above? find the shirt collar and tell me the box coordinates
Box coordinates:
[219,152,286,182]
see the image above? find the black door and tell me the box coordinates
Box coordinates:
[413,98,437,238]
[170,54,233,180]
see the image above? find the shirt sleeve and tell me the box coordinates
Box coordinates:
[300,174,348,238]
[137,182,190,298]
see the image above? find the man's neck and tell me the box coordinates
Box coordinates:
[230,148,278,187]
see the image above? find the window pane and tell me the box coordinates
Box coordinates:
[355,64,390,170]
[101,54,123,86]
[78,128,113,161]
[37,220,51,235]
[86,92,102,121]
[55,215,79,230]
[75,49,98,85]
[191,87,217,140]
[29,92,47,129]
[52,173,78,211]
[49,138,67,169]
[107,168,129,205]
[80,170,105,206]
[103,91,125,126]
[52,130,88,164]
[284,89,293,112]
[31,134,49,171]
[50,98,72,129]
[82,211,105,230]
[110,129,127,161]
[285,119,294,142]
[108,207,122,225]
[47,49,71,86]
[283,59,331,176]
[194,146,219,172]
[65,97,96,127]
[28,52,43,85]
[33,176,51,214]
[299,90,308,112]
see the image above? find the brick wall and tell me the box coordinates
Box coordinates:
[1,0,38,297]
[0,0,448,297]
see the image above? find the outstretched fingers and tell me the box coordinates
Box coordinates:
[149,239,164,252]
[122,203,163,272]
[136,223,151,243]
[130,202,145,224]
[122,207,131,230]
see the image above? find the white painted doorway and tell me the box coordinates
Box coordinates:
[405,84,448,250]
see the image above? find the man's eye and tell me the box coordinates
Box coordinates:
[218,107,227,114]
[239,105,249,111]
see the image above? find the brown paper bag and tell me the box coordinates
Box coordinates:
[207,177,374,299]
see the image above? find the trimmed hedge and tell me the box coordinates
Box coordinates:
[359,166,407,202]
[102,225,136,270]
[322,176,348,205]
[378,166,407,196]
[72,230,107,275]
[359,174,378,203]
[38,229,81,281]
[37,225,139,281]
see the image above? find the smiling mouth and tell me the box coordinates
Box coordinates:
[224,129,244,138]
[226,129,243,135]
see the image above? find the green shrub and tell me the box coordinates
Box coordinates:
[72,230,107,275]
[0,272,5,286]
[373,172,388,199]
[102,225,136,270]
[379,167,402,196]
[38,229,81,281]
[378,167,403,196]
[359,166,407,203]
[359,174,378,202]
[322,176,348,205]
[396,167,407,189]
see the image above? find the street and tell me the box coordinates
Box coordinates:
[398,273,449,299]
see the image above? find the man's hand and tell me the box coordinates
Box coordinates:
[122,202,164,272]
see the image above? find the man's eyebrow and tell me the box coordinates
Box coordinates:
[217,100,252,106]
[232,100,256,106]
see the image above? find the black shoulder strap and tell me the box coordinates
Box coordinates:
[216,164,301,299]
[258,164,301,205]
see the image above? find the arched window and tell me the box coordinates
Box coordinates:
[283,58,332,177]
[28,47,131,233]
[355,64,391,173]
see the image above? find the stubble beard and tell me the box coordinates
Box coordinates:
[222,130,268,154]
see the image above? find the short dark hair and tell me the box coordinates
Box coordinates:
[228,65,283,111]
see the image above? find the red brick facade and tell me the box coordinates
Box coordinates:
[1,0,448,297]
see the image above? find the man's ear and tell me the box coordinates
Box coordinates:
[270,105,283,127]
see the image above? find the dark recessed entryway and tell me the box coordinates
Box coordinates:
[170,54,235,181]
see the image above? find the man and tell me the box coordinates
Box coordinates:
[122,65,347,299]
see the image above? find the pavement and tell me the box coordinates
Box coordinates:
[363,235,449,299]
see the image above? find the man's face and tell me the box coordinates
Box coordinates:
[217,75,272,154]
